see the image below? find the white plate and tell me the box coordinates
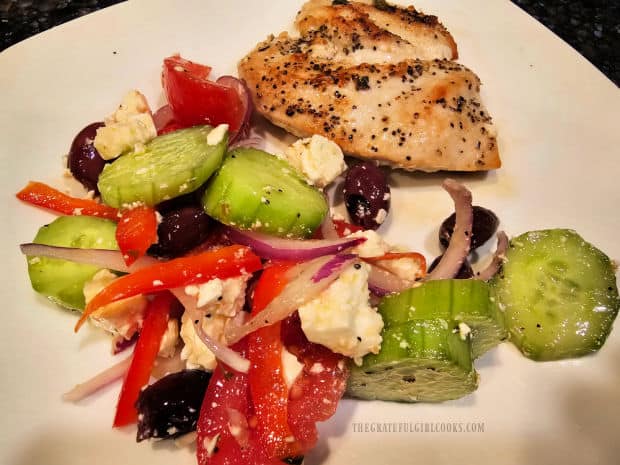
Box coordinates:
[1,1,619,464]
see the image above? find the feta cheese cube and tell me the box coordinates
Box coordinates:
[298,263,384,365]
[282,134,346,188]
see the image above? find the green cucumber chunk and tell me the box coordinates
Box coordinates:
[379,280,507,358]
[26,216,118,311]
[347,319,478,402]
[97,125,227,208]
[492,229,619,361]
[202,148,328,238]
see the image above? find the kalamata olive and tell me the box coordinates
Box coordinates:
[439,206,499,250]
[343,161,390,230]
[428,255,474,279]
[67,122,106,192]
[150,206,211,258]
[136,369,211,442]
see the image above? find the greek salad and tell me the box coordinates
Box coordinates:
[16,54,619,465]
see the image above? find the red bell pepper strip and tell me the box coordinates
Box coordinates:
[248,262,301,459]
[113,291,174,427]
[116,205,158,266]
[16,181,118,220]
[75,245,262,332]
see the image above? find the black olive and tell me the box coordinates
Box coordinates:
[428,255,474,279]
[439,206,499,250]
[67,122,106,193]
[149,206,211,258]
[136,369,211,442]
[343,161,390,230]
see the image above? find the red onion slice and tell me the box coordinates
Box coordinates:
[367,263,415,296]
[225,227,365,261]
[112,333,138,355]
[313,253,357,282]
[426,179,473,281]
[319,213,340,240]
[62,355,132,402]
[152,104,175,132]
[216,76,253,144]
[475,231,509,281]
[170,288,250,373]
[226,254,358,344]
[19,243,157,272]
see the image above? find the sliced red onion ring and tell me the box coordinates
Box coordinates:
[19,243,157,272]
[112,333,138,355]
[229,126,266,150]
[216,76,253,144]
[367,263,415,296]
[225,227,365,261]
[171,288,250,374]
[426,179,473,281]
[62,355,132,402]
[227,408,250,448]
[319,213,340,240]
[475,231,509,281]
[152,104,175,132]
[313,253,357,282]
[226,254,358,344]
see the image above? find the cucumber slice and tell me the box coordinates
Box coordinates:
[347,319,478,402]
[492,229,619,361]
[26,216,118,311]
[202,148,328,238]
[379,280,507,358]
[97,126,226,208]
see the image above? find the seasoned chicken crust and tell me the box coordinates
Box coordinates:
[238,0,500,172]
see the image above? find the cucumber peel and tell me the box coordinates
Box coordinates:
[347,319,478,402]
[26,216,118,311]
[202,148,328,238]
[98,125,226,208]
[380,280,507,358]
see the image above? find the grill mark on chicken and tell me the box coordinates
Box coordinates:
[238,0,500,172]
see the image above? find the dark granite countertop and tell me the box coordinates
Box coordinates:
[1,0,618,85]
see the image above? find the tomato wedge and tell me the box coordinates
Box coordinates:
[197,348,284,465]
[114,292,174,427]
[75,245,261,332]
[281,313,350,451]
[249,263,301,459]
[116,205,158,266]
[333,219,364,237]
[162,55,245,133]
[16,181,118,220]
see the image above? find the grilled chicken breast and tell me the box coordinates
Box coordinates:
[238,0,500,172]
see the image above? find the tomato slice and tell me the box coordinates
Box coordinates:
[162,55,245,133]
[116,205,158,266]
[75,245,262,332]
[248,263,301,458]
[197,344,283,465]
[281,313,350,451]
[16,181,118,220]
[113,292,174,427]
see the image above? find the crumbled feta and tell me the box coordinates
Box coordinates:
[458,322,472,341]
[374,208,388,225]
[180,276,249,370]
[281,347,304,389]
[158,319,179,358]
[206,124,229,145]
[348,229,390,258]
[83,269,147,339]
[282,134,346,188]
[298,263,384,365]
[94,90,157,160]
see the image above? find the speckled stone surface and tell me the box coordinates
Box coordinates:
[1,0,618,85]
